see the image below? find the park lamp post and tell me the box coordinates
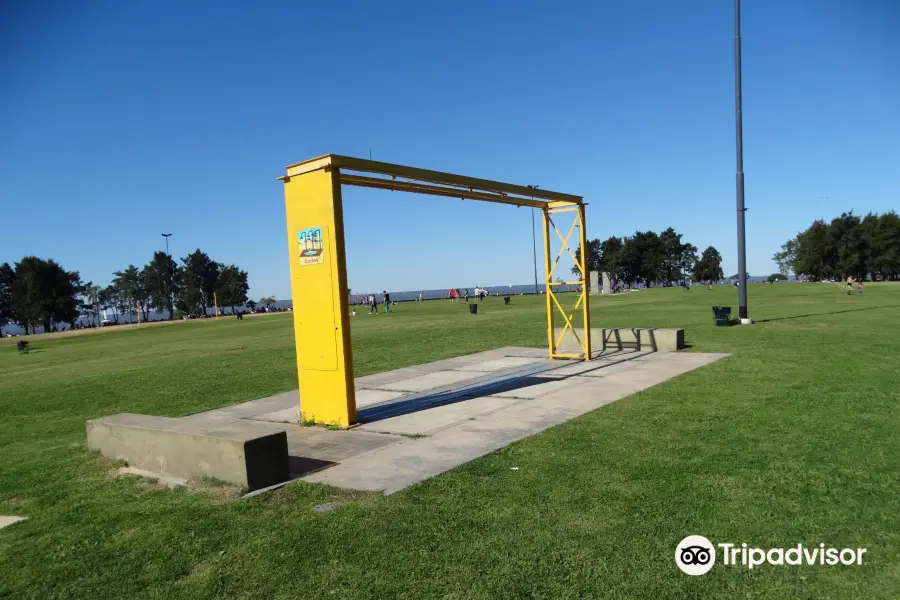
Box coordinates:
[734,0,750,321]
[161,233,173,319]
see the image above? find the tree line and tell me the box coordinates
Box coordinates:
[1,249,252,334]
[773,211,900,281]
[574,227,724,286]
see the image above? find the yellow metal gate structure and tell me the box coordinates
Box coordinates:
[279,154,590,427]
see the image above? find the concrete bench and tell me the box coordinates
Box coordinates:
[86,413,289,491]
[554,327,685,354]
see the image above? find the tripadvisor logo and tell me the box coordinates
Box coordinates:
[675,535,868,576]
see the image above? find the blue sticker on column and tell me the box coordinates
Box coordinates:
[298,227,325,265]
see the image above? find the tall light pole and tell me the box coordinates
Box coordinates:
[161,233,172,257]
[734,0,749,320]
[528,185,540,295]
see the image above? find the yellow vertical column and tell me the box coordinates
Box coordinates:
[542,207,556,358]
[577,202,591,358]
[283,168,356,427]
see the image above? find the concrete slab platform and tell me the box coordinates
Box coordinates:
[355,389,407,408]
[0,516,26,530]
[487,375,587,399]
[453,356,546,372]
[283,427,400,463]
[87,345,730,496]
[356,396,520,436]
[302,350,730,493]
[251,407,301,423]
[375,370,482,393]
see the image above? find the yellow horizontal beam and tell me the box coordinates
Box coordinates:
[338,174,546,209]
[547,206,580,214]
[547,200,580,209]
[548,281,585,286]
[281,154,583,204]
[551,353,587,359]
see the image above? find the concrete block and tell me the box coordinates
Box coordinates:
[554,327,685,353]
[589,271,600,296]
[86,413,289,492]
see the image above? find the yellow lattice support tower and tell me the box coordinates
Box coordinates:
[279,154,589,427]
[543,202,591,359]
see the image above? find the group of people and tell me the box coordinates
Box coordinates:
[363,291,392,314]
[447,287,490,303]
[846,277,863,295]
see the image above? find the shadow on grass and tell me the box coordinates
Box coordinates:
[756,304,900,323]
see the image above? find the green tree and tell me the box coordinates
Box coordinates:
[80,282,102,326]
[659,227,685,284]
[101,284,124,323]
[828,211,867,280]
[0,262,15,329]
[216,265,250,313]
[679,243,698,285]
[599,236,624,283]
[773,237,798,278]
[571,239,602,279]
[259,296,277,309]
[180,249,220,316]
[11,257,80,333]
[767,273,787,283]
[862,211,900,280]
[144,252,181,320]
[112,265,151,322]
[793,220,832,280]
[693,246,724,283]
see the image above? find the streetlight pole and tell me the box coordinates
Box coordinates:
[528,186,540,295]
[734,0,749,320]
[161,233,173,320]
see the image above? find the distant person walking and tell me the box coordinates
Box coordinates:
[369,293,378,314]
[858,280,864,294]
[464,288,469,303]
[383,290,391,313]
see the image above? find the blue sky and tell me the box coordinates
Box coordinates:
[1,0,897,299]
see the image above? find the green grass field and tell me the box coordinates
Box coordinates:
[1,284,899,599]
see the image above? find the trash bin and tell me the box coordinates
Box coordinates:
[712,306,731,327]
[469,303,478,315]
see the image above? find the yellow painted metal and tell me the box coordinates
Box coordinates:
[280,154,589,425]
[542,207,555,358]
[339,174,546,209]
[545,205,591,361]
[282,168,356,427]
[578,203,592,357]
[282,154,583,205]
[547,200,580,209]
